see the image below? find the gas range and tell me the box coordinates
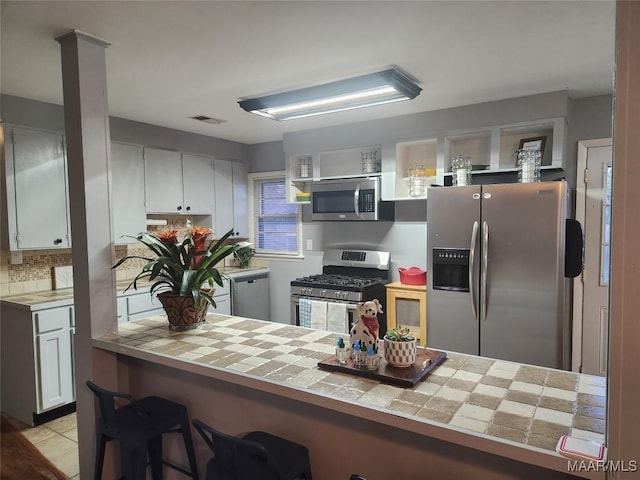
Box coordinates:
[290,249,390,302]
[290,249,390,332]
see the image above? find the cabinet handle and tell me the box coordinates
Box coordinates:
[54,238,62,245]
[177,206,182,211]
[186,206,191,211]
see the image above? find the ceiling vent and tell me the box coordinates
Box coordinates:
[190,115,227,125]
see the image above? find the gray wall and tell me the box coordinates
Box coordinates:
[1,94,248,161]
[250,91,614,324]
[3,92,613,325]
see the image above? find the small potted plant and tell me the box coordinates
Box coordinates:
[233,244,255,269]
[114,222,247,330]
[383,326,417,368]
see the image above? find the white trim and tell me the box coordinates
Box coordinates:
[572,138,612,373]
[248,171,303,258]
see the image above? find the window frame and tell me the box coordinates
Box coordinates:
[248,171,303,259]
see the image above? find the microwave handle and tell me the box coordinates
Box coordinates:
[354,183,361,217]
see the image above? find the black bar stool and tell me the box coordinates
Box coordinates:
[192,418,312,480]
[87,381,199,479]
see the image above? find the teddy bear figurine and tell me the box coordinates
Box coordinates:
[349,298,383,360]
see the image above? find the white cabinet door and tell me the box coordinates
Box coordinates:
[111,142,146,241]
[144,147,183,213]
[209,295,231,315]
[9,126,70,249]
[182,153,215,215]
[36,328,73,411]
[232,161,248,238]
[214,159,234,237]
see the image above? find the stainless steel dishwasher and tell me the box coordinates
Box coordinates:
[231,270,270,321]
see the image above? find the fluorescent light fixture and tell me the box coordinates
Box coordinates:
[238,68,422,121]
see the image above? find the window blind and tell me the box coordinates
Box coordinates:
[254,178,299,254]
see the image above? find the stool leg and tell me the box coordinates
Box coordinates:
[148,435,163,480]
[94,434,107,480]
[179,414,199,480]
[123,443,147,480]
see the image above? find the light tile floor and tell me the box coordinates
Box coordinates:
[4,412,79,479]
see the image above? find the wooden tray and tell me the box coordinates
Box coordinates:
[317,346,447,388]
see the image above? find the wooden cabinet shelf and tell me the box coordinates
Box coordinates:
[385,281,427,346]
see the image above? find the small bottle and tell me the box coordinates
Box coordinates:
[335,337,348,364]
[366,343,380,370]
[517,149,541,183]
[452,155,472,186]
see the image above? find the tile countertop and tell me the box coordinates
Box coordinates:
[0,267,268,310]
[93,315,606,479]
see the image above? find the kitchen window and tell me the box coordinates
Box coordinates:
[249,172,301,257]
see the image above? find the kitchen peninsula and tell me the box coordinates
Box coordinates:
[93,314,606,480]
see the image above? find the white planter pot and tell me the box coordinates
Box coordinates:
[383,337,417,367]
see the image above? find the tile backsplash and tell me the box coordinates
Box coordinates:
[0,246,146,296]
[0,216,257,297]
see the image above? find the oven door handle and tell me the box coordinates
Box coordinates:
[354,184,361,217]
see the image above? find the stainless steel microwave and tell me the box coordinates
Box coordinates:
[310,177,394,221]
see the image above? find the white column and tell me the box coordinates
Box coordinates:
[56,29,118,479]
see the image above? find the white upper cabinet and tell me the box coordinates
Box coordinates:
[5,126,70,249]
[144,147,216,215]
[214,159,234,237]
[232,161,248,238]
[182,153,215,214]
[143,147,183,213]
[285,145,382,203]
[110,142,146,241]
[442,117,567,182]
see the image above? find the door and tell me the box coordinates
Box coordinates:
[111,142,146,241]
[480,182,567,369]
[144,147,182,213]
[427,185,481,355]
[182,153,215,214]
[36,328,73,411]
[11,126,70,249]
[214,159,234,236]
[577,142,612,375]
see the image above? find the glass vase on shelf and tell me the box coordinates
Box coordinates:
[298,156,312,178]
[408,165,427,197]
[517,149,541,183]
[451,155,472,186]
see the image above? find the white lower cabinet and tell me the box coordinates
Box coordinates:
[0,302,75,425]
[36,327,74,411]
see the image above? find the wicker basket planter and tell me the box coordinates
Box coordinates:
[158,292,209,331]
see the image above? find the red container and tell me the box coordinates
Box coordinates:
[398,267,427,285]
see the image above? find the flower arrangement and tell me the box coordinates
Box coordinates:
[114,222,247,308]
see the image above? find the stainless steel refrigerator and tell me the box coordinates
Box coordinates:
[427,181,571,369]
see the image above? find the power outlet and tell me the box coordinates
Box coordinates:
[9,250,23,265]
[306,239,313,251]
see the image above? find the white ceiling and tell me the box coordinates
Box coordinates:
[0,1,616,145]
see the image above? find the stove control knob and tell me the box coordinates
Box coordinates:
[320,289,327,297]
[306,288,313,295]
[342,292,348,300]
[334,291,340,298]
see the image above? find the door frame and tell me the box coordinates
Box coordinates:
[572,138,612,372]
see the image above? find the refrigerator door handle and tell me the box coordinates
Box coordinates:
[469,220,479,322]
[481,220,489,322]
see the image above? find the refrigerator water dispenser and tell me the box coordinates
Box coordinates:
[432,248,470,292]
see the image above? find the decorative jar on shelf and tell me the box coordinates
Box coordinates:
[408,165,427,197]
[298,156,312,178]
[517,149,541,183]
[451,155,472,186]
